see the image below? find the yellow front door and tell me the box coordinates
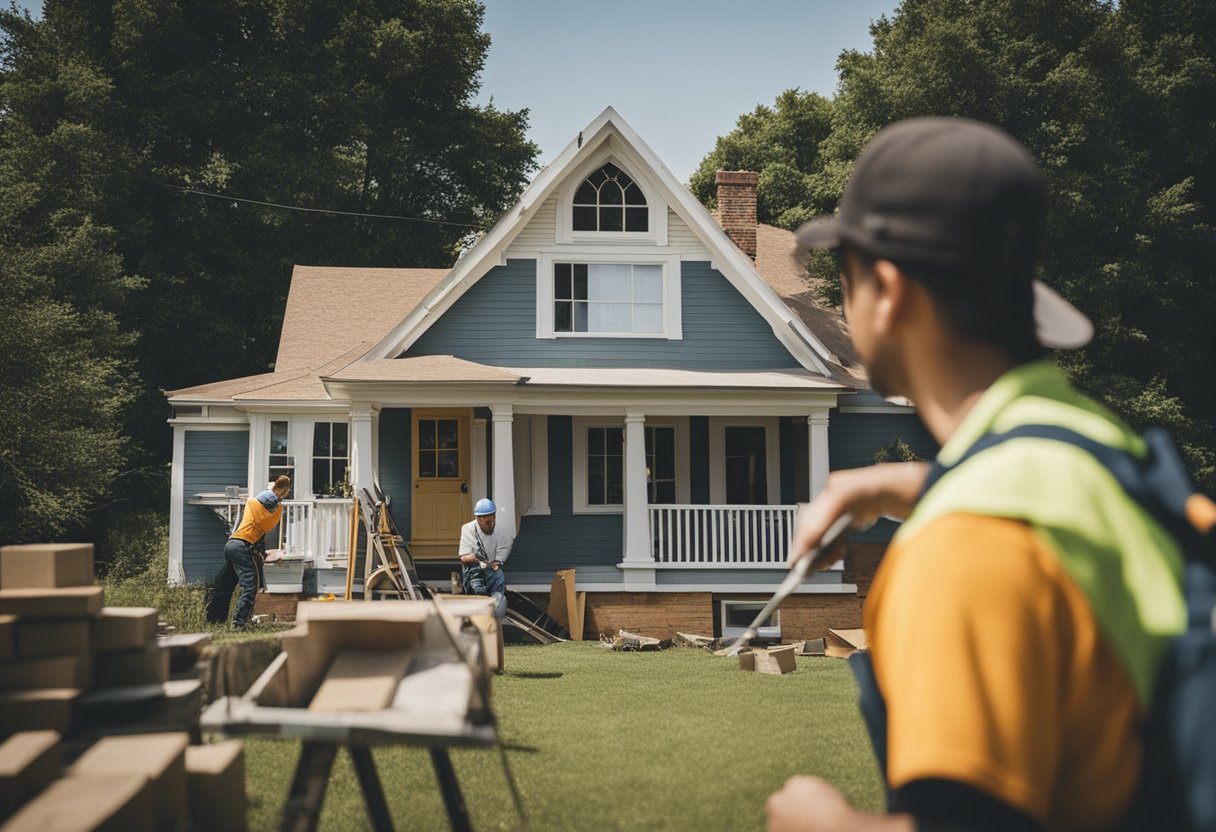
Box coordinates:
[411,409,471,558]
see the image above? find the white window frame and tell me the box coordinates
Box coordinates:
[708,417,782,505]
[555,153,667,246]
[250,414,354,499]
[310,420,351,497]
[720,600,781,639]
[572,416,688,513]
[536,252,682,340]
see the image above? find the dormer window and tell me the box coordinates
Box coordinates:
[572,163,648,232]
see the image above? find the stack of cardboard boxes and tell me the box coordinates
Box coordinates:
[0,544,247,830]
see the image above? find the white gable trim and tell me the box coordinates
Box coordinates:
[365,107,835,375]
[554,146,668,246]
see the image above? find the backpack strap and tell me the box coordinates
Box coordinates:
[921,424,1210,562]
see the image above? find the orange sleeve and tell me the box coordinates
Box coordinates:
[865,514,1069,823]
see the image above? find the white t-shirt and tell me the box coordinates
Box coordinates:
[458,520,513,565]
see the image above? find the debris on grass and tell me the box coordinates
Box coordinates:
[601,629,663,651]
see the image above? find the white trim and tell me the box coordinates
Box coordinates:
[535,252,682,340]
[364,107,834,374]
[721,599,781,639]
[555,150,668,246]
[513,414,532,517]
[708,417,781,505]
[571,416,625,514]
[168,425,186,586]
[529,416,550,515]
[471,417,488,507]
[571,416,690,513]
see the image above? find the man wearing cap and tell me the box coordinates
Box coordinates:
[458,498,512,621]
[766,118,1185,832]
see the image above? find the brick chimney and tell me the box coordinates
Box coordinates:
[715,170,759,260]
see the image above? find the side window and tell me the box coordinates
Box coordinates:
[572,163,648,232]
[586,426,624,506]
[312,422,349,494]
[268,420,294,484]
[645,426,676,504]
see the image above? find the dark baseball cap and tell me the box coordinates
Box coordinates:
[796,117,1092,349]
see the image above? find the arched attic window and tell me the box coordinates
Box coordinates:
[572,162,648,232]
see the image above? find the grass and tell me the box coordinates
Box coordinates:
[238,642,883,831]
[94,519,882,827]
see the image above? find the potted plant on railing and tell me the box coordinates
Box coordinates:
[317,476,354,500]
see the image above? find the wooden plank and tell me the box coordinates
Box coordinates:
[308,649,414,713]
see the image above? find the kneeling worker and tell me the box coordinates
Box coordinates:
[458,498,511,621]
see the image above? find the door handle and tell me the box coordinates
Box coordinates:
[460,481,469,494]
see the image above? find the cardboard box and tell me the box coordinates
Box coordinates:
[186,741,246,832]
[0,689,80,740]
[16,619,91,659]
[0,655,92,692]
[92,607,158,652]
[0,730,60,821]
[825,628,868,659]
[0,544,94,589]
[0,586,103,618]
[308,649,415,712]
[93,643,169,689]
[2,773,154,832]
[0,615,15,662]
[738,645,798,675]
[68,732,188,831]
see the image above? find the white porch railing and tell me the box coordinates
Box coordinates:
[649,504,798,565]
[275,499,353,561]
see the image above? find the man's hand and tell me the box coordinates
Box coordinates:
[766,777,914,832]
[790,462,929,571]
[489,561,501,571]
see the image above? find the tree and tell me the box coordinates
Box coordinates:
[691,0,1216,489]
[0,0,538,543]
[0,12,140,539]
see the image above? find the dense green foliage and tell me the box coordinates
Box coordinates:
[693,0,1216,489]
[0,0,538,544]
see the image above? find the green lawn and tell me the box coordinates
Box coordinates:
[238,642,883,831]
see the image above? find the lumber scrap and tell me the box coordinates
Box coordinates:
[546,569,586,641]
[502,589,567,643]
[673,632,718,651]
[607,629,661,651]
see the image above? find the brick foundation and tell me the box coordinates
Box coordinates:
[581,591,861,641]
[253,591,302,621]
[843,541,889,599]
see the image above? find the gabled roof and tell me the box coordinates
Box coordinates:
[364,107,839,376]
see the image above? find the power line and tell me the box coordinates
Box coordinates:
[163,184,481,227]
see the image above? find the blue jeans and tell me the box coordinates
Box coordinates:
[205,538,261,627]
[462,563,506,621]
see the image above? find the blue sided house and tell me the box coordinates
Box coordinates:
[166,108,935,640]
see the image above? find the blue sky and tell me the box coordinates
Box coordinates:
[477,0,898,181]
[16,0,899,182]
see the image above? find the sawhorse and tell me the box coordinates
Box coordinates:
[281,740,473,832]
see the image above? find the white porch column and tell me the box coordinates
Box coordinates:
[491,404,516,539]
[471,417,487,505]
[350,402,375,496]
[622,413,654,579]
[808,410,831,498]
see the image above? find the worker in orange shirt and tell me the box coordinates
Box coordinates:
[205,474,292,628]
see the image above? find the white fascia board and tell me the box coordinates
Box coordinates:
[229,400,353,413]
[597,115,836,376]
[365,110,624,361]
[364,106,836,375]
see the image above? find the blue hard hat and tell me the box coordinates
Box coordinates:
[473,498,497,516]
